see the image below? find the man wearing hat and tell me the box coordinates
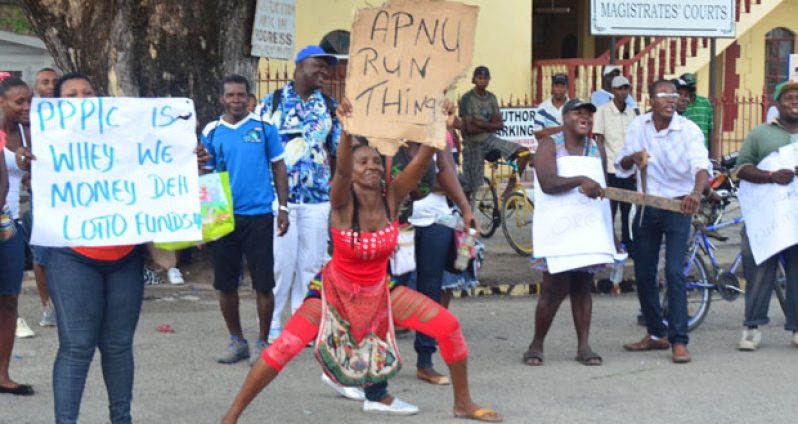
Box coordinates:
[458,65,532,198]
[734,80,798,351]
[533,73,569,140]
[617,79,711,364]
[591,65,639,113]
[593,75,637,257]
[256,45,342,347]
[676,73,713,149]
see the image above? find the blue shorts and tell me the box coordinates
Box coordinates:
[19,212,49,266]
[0,222,25,296]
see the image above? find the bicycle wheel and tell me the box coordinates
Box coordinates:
[662,251,712,332]
[500,192,534,256]
[475,177,499,238]
[774,260,787,315]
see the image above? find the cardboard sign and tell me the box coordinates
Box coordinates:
[739,148,798,265]
[345,0,478,155]
[30,97,202,247]
[533,156,615,272]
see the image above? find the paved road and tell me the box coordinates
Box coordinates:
[5,273,796,424]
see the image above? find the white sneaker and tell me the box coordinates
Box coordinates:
[792,332,798,348]
[321,373,365,401]
[738,328,762,351]
[363,396,419,415]
[39,304,56,327]
[15,318,35,339]
[167,268,185,285]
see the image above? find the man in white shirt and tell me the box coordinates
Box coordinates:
[591,65,639,113]
[593,75,637,254]
[534,73,568,140]
[616,79,711,364]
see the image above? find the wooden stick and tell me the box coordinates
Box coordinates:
[604,187,684,214]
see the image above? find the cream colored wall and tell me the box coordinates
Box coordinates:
[690,1,798,98]
[261,0,533,100]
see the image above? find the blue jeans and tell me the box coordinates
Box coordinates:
[740,226,798,331]
[412,224,453,369]
[47,247,144,424]
[632,208,692,345]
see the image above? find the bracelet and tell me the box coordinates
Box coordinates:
[278,205,289,213]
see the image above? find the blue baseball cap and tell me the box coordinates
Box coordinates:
[294,45,338,65]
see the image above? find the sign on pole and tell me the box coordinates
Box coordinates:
[591,0,736,38]
[30,98,202,247]
[345,0,478,155]
[251,0,296,60]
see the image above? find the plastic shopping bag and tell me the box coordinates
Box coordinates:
[155,172,235,250]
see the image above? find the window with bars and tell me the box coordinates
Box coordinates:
[765,27,795,100]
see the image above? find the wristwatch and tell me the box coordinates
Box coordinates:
[278,205,289,213]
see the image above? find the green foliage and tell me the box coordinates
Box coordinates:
[0,7,35,34]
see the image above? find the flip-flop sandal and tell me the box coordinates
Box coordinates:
[416,369,451,385]
[522,350,544,366]
[575,351,603,366]
[454,408,503,422]
[0,384,34,396]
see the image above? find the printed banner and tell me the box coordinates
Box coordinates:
[30,97,202,247]
[497,107,540,152]
[251,0,295,60]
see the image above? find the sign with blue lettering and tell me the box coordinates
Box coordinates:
[29,97,202,247]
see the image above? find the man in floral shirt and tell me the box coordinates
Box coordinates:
[257,45,342,343]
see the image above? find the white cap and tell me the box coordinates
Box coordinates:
[611,75,631,88]
[603,65,622,76]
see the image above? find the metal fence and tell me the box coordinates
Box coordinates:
[254,61,345,101]
[254,63,771,159]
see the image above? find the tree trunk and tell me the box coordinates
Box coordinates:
[19,0,258,128]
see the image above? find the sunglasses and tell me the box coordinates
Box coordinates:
[654,92,680,100]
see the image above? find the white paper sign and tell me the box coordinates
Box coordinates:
[739,150,798,265]
[30,97,202,247]
[532,156,615,272]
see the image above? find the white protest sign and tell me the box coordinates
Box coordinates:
[251,0,295,60]
[533,156,615,264]
[30,97,202,247]
[497,108,538,152]
[739,150,798,265]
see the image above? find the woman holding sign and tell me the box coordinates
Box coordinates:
[524,99,610,367]
[0,77,34,396]
[221,99,502,423]
[19,72,145,423]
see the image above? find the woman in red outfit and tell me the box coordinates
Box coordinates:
[221,100,502,423]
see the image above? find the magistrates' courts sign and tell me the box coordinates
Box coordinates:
[591,0,736,38]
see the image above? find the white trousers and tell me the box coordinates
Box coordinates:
[271,201,330,330]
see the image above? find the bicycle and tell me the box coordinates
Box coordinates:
[476,154,535,255]
[661,215,788,332]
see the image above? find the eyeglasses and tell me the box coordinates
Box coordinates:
[654,92,680,100]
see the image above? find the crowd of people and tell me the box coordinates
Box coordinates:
[1,45,797,424]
